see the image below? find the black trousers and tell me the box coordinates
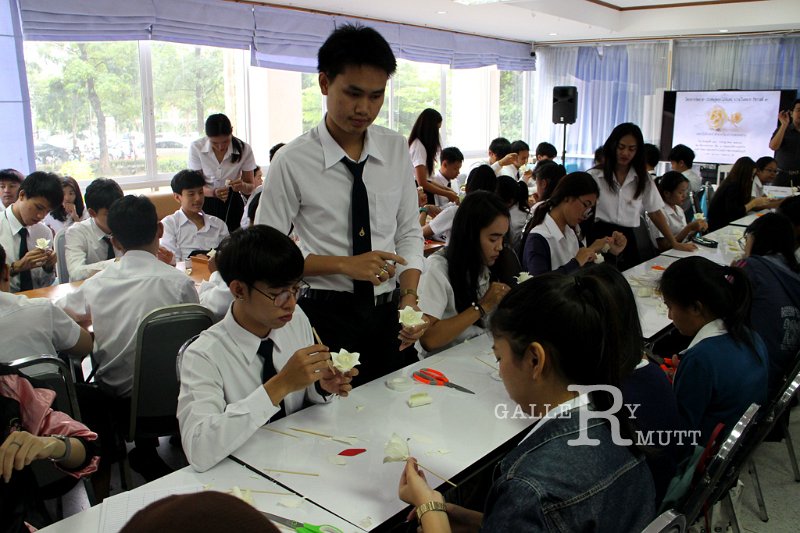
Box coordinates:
[203,192,245,233]
[586,220,641,271]
[299,293,418,387]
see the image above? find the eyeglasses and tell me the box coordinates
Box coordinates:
[738,236,747,250]
[251,280,309,307]
[581,199,595,218]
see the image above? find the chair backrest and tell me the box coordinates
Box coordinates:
[679,403,760,524]
[175,333,201,382]
[634,215,658,263]
[2,355,81,420]
[641,509,686,533]
[54,229,69,283]
[129,304,214,440]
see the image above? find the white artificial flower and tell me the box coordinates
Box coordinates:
[35,238,50,250]
[594,253,605,264]
[514,272,533,284]
[331,348,360,373]
[398,306,425,327]
[207,249,217,259]
[601,243,611,254]
[383,433,410,463]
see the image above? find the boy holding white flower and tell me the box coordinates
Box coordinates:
[0,171,61,292]
[177,225,357,472]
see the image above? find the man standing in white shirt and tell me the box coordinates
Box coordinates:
[160,170,228,261]
[428,146,464,207]
[178,226,355,472]
[57,195,199,486]
[256,24,427,385]
[0,171,61,292]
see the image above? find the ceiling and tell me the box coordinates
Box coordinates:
[249,0,800,43]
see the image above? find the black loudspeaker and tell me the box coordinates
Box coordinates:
[552,86,577,125]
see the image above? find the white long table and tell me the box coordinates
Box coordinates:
[623,255,678,340]
[660,225,745,266]
[232,334,532,531]
[39,458,360,533]
[729,211,768,227]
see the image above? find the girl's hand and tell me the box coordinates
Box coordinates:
[1,431,62,483]
[398,458,438,507]
[575,247,597,266]
[609,231,627,255]
[690,219,708,233]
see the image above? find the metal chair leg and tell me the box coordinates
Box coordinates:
[747,459,769,522]
[722,491,741,533]
[783,423,800,482]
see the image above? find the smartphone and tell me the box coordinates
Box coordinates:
[692,235,718,248]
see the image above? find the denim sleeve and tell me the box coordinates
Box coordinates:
[480,477,549,532]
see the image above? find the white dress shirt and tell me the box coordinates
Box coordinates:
[681,318,727,354]
[647,204,688,246]
[0,292,81,362]
[56,250,199,397]
[508,206,529,252]
[240,184,263,229]
[188,137,257,190]
[531,213,581,271]
[198,271,233,322]
[428,205,457,242]
[255,117,424,295]
[429,170,459,208]
[64,217,121,281]
[177,304,331,472]
[43,210,88,236]
[416,252,489,357]
[683,168,703,193]
[0,206,56,292]
[751,177,765,198]
[160,209,229,262]
[588,168,665,228]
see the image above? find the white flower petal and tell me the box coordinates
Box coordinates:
[398,305,425,327]
[383,433,410,463]
[35,238,50,250]
[407,392,432,408]
[331,348,360,372]
[514,271,533,284]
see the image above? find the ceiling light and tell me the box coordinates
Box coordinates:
[437,10,447,14]
[453,0,508,6]
[719,29,729,33]
[548,32,558,36]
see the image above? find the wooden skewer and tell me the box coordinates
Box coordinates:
[261,427,298,438]
[289,427,332,438]
[262,468,319,477]
[474,356,497,370]
[228,488,292,496]
[312,327,337,372]
[416,461,457,488]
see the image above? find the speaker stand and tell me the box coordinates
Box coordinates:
[560,123,568,165]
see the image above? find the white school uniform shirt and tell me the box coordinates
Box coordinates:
[160,209,229,262]
[683,168,703,193]
[255,117,424,295]
[43,210,88,236]
[751,177,765,198]
[531,213,581,271]
[588,168,665,228]
[240,184,263,229]
[198,271,233,322]
[508,207,529,252]
[188,137,257,190]
[177,304,332,472]
[64,217,121,281]
[0,207,56,292]
[416,252,489,357]
[429,170,460,207]
[428,204,457,242]
[647,204,687,247]
[0,292,82,362]
[56,250,199,397]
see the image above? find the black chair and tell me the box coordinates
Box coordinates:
[121,304,214,487]
[641,509,686,533]
[2,355,96,518]
[634,215,658,263]
[677,403,761,527]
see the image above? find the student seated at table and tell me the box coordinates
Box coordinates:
[529,159,565,205]
[494,176,529,253]
[0,171,61,292]
[522,172,626,275]
[577,264,685,505]
[422,165,497,243]
[0,364,99,532]
[778,195,800,262]
[398,273,656,532]
[417,191,511,356]
[735,213,800,397]
[64,177,124,281]
[659,257,768,442]
[177,226,355,472]
[57,195,199,483]
[647,171,708,252]
[487,137,517,178]
[534,141,556,162]
[668,143,702,194]
[751,156,779,198]
[0,243,92,363]
[707,156,778,232]
[0,168,24,212]
[43,176,88,235]
[160,170,229,262]
[588,123,694,269]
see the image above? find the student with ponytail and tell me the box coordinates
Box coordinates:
[521,172,626,275]
[494,176,529,253]
[736,213,800,396]
[398,271,655,532]
[659,257,768,441]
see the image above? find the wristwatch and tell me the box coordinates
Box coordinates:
[48,434,71,462]
[399,288,418,298]
[416,500,447,520]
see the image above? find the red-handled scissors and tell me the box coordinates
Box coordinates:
[412,368,475,394]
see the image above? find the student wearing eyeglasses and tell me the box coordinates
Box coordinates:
[177,226,357,472]
[522,172,626,275]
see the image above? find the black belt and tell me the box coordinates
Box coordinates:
[302,288,396,306]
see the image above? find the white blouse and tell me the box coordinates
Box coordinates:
[588,167,665,228]
[188,137,257,190]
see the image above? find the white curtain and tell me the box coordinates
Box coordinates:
[1,0,34,173]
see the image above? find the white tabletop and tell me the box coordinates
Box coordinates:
[232,334,533,531]
[660,225,745,266]
[623,255,679,340]
[729,211,768,227]
[39,458,362,533]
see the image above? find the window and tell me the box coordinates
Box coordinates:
[393,60,442,138]
[25,41,144,182]
[499,70,524,142]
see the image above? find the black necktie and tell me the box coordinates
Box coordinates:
[17,227,33,291]
[102,236,115,260]
[258,339,286,421]
[341,156,373,306]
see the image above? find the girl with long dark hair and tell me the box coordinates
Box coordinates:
[43,176,87,235]
[648,171,708,252]
[409,109,458,205]
[707,156,777,231]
